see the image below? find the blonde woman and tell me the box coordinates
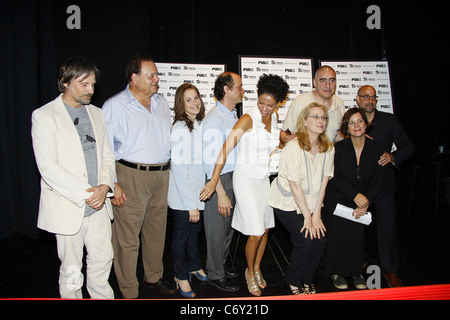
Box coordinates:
[268,102,334,295]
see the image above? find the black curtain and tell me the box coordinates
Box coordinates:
[0,0,57,281]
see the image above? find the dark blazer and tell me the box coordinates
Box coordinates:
[327,137,387,208]
[366,110,414,166]
[365,110,415,192]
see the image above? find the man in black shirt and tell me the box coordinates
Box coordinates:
[357,85,415,287]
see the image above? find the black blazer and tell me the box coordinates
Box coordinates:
[327,137,387,207]
[365,110,415,192]
[367,110,415,166]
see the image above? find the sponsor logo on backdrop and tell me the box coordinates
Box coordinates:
[156,63,226,116]
[320,61,394,113]
[240,56,314,125]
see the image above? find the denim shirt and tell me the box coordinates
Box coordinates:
[201,102,238,179]
[168,120,204,211]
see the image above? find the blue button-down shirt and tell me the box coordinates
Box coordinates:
[102,85,171,164]
[201,101,238,179]
[168,120,204,211]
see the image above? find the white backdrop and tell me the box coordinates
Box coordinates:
[155,62,226,116]
[155,59,395,174]
[239,56,314,128]
[319,60,394,114]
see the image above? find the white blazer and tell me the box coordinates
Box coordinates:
[31,94,115,235]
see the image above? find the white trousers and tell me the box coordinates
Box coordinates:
[56,209,114,299]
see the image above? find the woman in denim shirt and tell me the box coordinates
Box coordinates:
[168,84,208,298]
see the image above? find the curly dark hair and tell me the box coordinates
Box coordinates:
[257,74,290,103]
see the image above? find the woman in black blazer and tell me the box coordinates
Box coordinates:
[321,107,386,290]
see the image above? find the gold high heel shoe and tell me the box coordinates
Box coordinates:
[245,269,261,296]
[254,271,266,289]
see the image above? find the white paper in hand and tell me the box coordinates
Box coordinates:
[333,203,372,225]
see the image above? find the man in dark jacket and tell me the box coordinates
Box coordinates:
[357,85,415,287]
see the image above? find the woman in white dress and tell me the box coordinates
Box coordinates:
[268,102,334,295]
[200,74,289,296]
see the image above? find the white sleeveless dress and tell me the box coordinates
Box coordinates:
[231,106,280,236]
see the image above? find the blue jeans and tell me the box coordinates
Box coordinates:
[171,209,203,280]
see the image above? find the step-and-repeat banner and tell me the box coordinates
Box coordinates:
[156,60,393,117]
[155,59,394,173]
[239,56,314,127]
[156,62,226,116]
[319,60,394,114]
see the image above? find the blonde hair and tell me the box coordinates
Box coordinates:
[295,102,333,152]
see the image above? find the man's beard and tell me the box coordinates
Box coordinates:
[363,103,375,113]
[76,94,92,105]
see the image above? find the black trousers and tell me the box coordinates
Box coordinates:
[275,208,327,287]
[374,191,399,274]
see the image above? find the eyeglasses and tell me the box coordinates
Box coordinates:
[358,95,378,101]
[308,115,328,121]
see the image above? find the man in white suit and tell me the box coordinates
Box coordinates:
[31,57,116,299]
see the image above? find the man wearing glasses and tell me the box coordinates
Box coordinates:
[357,85,414,287]
[281,65,346,145]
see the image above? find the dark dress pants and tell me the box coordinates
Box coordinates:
[203,172,235,280]
[275,208,327,287]
[374,191,399,274]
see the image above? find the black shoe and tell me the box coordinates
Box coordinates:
[207,278,240,292]
[143,279,176,295]
[225,265,238,278]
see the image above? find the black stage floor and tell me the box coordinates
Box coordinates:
[1,170,450,300]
